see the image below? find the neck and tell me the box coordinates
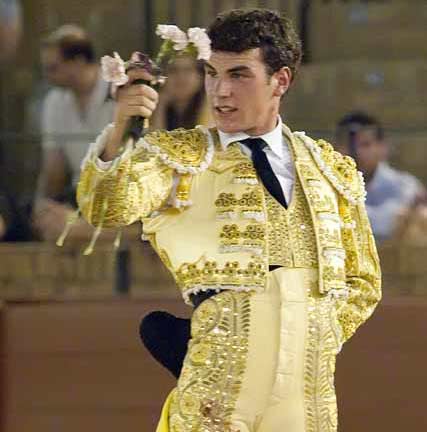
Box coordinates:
[244,106,279,136]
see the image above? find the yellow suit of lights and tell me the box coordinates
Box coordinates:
[77,123,381,432]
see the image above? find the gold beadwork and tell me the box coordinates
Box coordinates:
[77,149,174,227]
[219,223,266,254]
[169,291,251,432]
[305,289,340,432]
[215,189,264,219]
[175,260,266,300]
[334,195,382,342]
[176,173,193,202]
[265,153,318,269]
[144,127,209,168]
[232,162,258,184]
[323,265,346,290]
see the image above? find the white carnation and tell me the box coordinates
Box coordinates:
[100,52,129,86]
[156,24,188,50]
[187,27,211,60]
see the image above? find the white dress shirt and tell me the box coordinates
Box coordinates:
[42,71,115,186]
[218,116,295,204]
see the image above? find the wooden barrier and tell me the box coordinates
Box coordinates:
[0,296,426,432]
[0,297,186,432]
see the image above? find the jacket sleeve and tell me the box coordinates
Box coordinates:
[76,125,174,228]
[337,194,382,343]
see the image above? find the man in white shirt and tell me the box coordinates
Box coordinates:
[336,112,426,242]
[34,25,114,240]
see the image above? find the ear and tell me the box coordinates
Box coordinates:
[272,67,292,97]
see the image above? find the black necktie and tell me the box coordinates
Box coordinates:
[241,138,287,208]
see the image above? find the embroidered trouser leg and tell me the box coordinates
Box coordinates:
[168,290,253,432]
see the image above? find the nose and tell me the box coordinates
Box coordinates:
[215,77,232,98]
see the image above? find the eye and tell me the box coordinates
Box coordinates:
[206,70,217,77]
[230,72,243,79]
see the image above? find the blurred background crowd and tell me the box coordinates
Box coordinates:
[0,1,426,431]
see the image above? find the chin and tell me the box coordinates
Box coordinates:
[215,119,242,134]
[217,125,239,134]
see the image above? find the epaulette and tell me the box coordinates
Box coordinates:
[294,132,366,205]
[139,125,214,175]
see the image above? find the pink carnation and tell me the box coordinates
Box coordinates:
[101,52,129,86]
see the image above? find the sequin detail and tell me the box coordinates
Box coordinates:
[141,126,213,175]
[232,162,258,185]
[169,291,251,432]
[176,260,266,304]
[77,150,174,227]
[215,189,264,221]
[304,289,341,432]
[219,223,266,255]
[265,173,318,268]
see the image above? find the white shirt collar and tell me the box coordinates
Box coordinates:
[218,116,284,159]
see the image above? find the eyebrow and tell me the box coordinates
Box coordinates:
[204,63,252,74]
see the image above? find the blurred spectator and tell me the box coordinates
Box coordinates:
[33,24,115,241]
[0,0,21,64]
[151,54,211,130]
[336,111,426,242]
[0,0,32,241]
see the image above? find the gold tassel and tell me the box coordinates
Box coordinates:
[83,199,109,256]
[83,225,102,256]
[56,209,81,247]
[176,173,193,202]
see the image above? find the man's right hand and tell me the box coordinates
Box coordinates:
[102,67,159,161]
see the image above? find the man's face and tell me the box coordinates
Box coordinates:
[204,48,288,135]
[339,128,387,176]
[41,46,72,87]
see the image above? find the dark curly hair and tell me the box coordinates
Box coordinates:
[42,25,96,64]
[208,8,303,81]
[337,111,384,140]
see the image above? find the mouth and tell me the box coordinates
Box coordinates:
[215,106,238,115]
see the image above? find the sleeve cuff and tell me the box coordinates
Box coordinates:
[80,123,117,171]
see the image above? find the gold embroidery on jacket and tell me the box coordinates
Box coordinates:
[215,188,264,220]
[219,223,266,255]
[232,162,258,184]
[265,175,318,268]
[144,128,208,168]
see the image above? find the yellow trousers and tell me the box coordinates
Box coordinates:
[157,267,340,432]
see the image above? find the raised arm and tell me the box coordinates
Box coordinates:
[76,68,174,228]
